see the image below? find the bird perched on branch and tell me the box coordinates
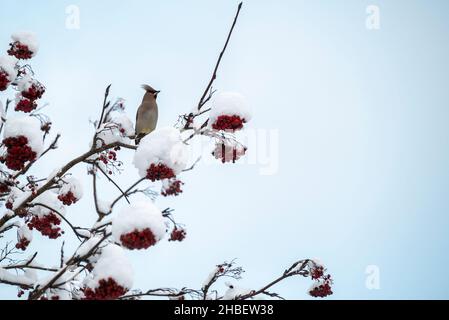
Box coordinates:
[135,84,160,144]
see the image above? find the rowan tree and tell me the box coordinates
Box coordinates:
[0,3,333,300]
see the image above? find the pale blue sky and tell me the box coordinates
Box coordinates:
[1,0,449,299]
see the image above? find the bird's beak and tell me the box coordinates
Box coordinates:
[155,90,161,94]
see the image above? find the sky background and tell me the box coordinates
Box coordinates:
[1,0,449,299]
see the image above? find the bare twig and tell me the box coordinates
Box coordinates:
[95,164,130,205]
[0,99,11,135]
[107,177,146,214]
[237,260,311,300]
[31,203,85,241]
[92,165,101,216]
[96,84,111,130]
[197,2,243,111]
[60,241,65,268]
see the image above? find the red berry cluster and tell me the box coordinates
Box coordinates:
[27,213,62,239]
[119,228,158,250]
[1,136,37,170]
[15,237,30,251]
[146,163,175,181]
[7,42,34,60]
[58,191,78,206]
[0,182,10,193]
[162,179,184,197]
[5,201,13,210]
[15,78,45,113]
[99,150,117,164]
[0,70,10,91]
[169,227,187,242]
[212,143,247,164]
[17,290,25,298]
[21,82,45,100]
[309,280,333,298]
[212,115,246,131]
[15,97,37,113]
[309,266,333,298]
[310,266,324,280]
[83,278,128,300]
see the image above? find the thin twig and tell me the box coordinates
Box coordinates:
[95,164,130,204]
[108,177,145,214]
[237,260,311,300]
[197,2,243,111]
[31,203,85,242]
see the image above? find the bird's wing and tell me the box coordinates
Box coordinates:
[135,102,158,135]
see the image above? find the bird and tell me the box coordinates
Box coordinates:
[135,84,160,144]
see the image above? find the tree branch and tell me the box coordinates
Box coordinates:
[197,2,243,111]
[237,260,311,300]
[0,141,136,230]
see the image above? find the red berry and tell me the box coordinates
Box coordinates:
[146,163,175,181]
[7,42,34,60]
[21,83,45,100]
[15,98,37,113]
[119,228,158,250]
[161,179,184,197]
[58,191,78,206]
[27,212,62,239]
[1,136,37,170]
[310,266,325,280]
[0,70,11,91]
[309,281,333,298]
[169,227,187,242]
[212,115,245,132]
[15,238,30,251]
[83,278,128,300]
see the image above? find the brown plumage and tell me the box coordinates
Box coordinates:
[135,84,160,144]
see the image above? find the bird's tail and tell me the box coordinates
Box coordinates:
[135,133,146,145]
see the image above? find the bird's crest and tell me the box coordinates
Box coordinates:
[141,84,159,93]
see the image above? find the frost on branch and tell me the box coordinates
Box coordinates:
[209,92,252,132]
[82,244,133,300]
[223,282,254,300]
[112,201,166,250]
[133,127,189,181]
[94,114,134,147]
